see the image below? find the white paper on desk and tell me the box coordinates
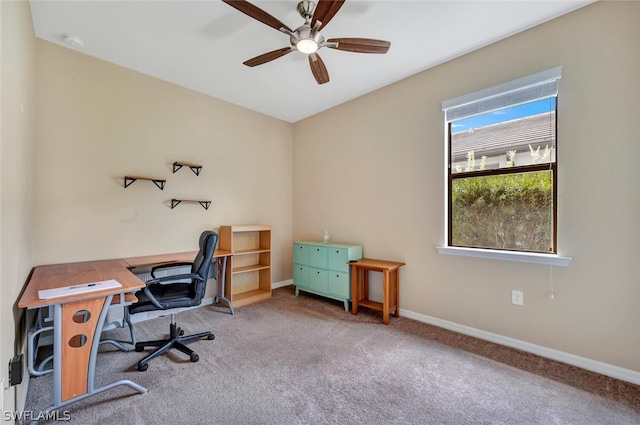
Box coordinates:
[38,279,122,300]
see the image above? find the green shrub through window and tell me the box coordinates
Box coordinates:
[451,170,553,252]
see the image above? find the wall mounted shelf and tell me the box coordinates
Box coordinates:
[171,199,211,210]
[124,176,166,190]
[173,161,202,176]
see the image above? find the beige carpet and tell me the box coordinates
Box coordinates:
[24,286,640,424]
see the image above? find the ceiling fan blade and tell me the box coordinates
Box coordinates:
[327,38,391,54]
[308,53,329,85]
[222,0,292,33]
[311,0,345,30]
[243,47,295,67]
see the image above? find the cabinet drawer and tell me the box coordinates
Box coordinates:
[309,268,328,293]
[293,244,309,265]
[309,246,328,269]
[328,271,350,298]
[328,248,349,272]
[293,264,309,288]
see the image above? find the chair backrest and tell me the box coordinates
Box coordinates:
[191,230,218,299]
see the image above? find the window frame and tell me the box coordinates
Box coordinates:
[438,67,571,266]
[447,110,558,253]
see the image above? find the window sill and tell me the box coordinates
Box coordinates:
[436,246,571,267]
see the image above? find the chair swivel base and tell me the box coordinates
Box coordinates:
[134,322,214,371]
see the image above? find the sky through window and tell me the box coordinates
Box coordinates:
[452,98,556,134]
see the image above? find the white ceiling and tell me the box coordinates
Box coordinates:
[29,0,595,123]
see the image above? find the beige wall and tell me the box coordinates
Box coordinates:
[1,0,37,414]
[2,4,293,413]
[2,3,638,416]
[293,1,640,374]
[34,41,293,284]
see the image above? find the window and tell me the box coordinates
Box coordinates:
[442,67,561,255]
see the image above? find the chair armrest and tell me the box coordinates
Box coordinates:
[142,274,205,309]
[142,286,166,310]
[151,262,194,278]
[145,274,204,286]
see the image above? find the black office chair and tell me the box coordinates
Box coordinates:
[129,230,217,371]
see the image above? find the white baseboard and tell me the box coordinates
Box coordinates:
[269,282,639,384]
[268,282,640,385]
[272,279,292,289]
[400,308,640,386]
[129,281,293,324]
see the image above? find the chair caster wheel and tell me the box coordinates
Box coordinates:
[138,362,149,372]
[134,345,144,352]
[179,329,185,336]
[190,353,199,363]
[207,334,215,340]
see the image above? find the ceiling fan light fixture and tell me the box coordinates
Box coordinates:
[222,0,390,85]
[296,38,319,54]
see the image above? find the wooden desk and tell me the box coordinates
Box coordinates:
[349,258,406,325]
[18,259,148,420]
[18,249,234,421]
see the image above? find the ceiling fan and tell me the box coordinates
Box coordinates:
[222,0,391,85]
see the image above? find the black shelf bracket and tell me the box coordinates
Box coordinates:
[171,199,211,210]
[173,162,202,176]
[124,176,166,190]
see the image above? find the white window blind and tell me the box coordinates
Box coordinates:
[442,66,562,122]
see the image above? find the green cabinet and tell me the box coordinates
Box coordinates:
[293,242,362,311]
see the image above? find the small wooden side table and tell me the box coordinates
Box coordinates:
[349,258,405,325]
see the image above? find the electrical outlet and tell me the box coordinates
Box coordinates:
[512,290,524,306]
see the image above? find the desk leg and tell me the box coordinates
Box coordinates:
[214,256,234,315]
[34,295,147,424]
[59,297,105,401]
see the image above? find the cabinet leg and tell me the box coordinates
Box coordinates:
[363,270,369,301]
[382,269,390,325]
[393,270,400,318]
[350,266,359,316]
